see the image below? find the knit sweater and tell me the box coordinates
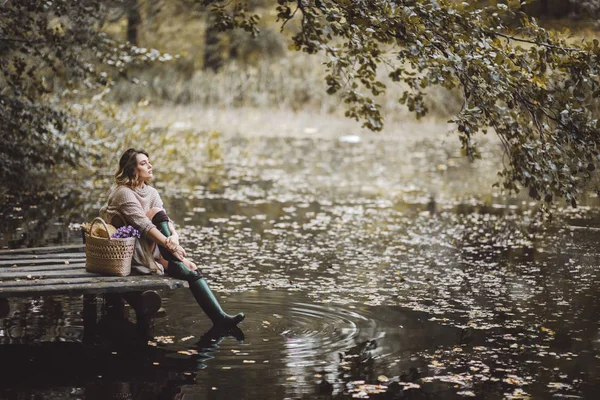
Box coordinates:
[101,184,165,236]
[100,184,166,274]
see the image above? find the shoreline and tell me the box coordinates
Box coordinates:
[135,105,474,144]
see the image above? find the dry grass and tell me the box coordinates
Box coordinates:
[102,1,463,122]
[103,1,600,124]
[110,51,463,123]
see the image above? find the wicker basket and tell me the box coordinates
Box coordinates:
[85,218,136,276]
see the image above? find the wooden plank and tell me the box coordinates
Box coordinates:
[0,275,144,288]
[0,245,187,300]
[0,279,186,298]
[0,276,184,290]
[0,252,85,261]
[0,274,185,288]
[0,244,84,255]
[0,269,105,280]
[0,263,87,273]
[0,258,86,267]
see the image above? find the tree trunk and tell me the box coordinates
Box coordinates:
[126,0,141,46]
[204,16,223,71]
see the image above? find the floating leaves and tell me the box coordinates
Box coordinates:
[346,381,388,397]
[154,336,174,345]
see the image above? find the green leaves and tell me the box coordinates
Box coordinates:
[3,0,600,207]
[267,0,600,206]
[0,0,169,191]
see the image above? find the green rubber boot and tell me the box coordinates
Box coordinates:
[189,277,245,327]
[153,213,245,327]
[166,262,244,326]
[166,260,202,281]
[151,218,179,262]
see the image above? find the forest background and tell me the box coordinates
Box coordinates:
[2,0,600,209]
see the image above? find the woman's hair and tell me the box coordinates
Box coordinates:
[115,148,149,187]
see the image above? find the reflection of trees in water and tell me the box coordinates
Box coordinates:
[0,296,82,344]
[0,186,107,248]
[0,340,192,400]
[316,339,428,400]
[299,310,461,399]
[338,339,378,383]
[85,381,184,400]
[0,315,236,399]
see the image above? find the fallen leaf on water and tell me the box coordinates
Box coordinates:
[504,375,526,386]
[155,336,174,344]
[541,327,555,336]
[177,350,198,355]
[429,360,445,368]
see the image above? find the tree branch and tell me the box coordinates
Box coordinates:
[280,5,299,31]
[484,30,583,53]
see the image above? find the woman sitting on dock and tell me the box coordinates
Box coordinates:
[100,148,244,327]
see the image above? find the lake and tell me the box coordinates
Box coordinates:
[1,125,599,399]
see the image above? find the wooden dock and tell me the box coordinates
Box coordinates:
[0,244,187,339]
[0,244,185,298]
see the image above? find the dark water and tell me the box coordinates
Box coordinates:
[2,132,600,399]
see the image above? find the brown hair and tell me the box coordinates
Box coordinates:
[115,148,149,187]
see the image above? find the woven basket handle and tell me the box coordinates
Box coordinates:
[89,217,113,241]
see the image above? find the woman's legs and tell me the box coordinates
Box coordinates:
[148,209,244,327]
[146,208,195,266]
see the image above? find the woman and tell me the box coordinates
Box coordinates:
[100,148,244,327]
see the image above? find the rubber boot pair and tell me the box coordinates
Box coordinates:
[152,212,245,327]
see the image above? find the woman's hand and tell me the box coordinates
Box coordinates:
[169,233,180,247]
[166,236,186,259]
[182,257,198,271]
[172,245,186,261]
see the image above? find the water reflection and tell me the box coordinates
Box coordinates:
[0,190,102,249]
[0,290,469,399]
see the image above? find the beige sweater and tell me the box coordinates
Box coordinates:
[100,184,166,274]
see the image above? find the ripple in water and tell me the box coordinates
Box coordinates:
[1,290,534,399]
[159,289,460,398]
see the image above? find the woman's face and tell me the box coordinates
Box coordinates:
[135,153,153,183]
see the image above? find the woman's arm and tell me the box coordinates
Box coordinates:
[113,188,156,236]
[161,220,185,257]
[146,226,185,261]
[167,221,180,244]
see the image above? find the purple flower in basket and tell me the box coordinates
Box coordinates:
[111,225,141,239]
